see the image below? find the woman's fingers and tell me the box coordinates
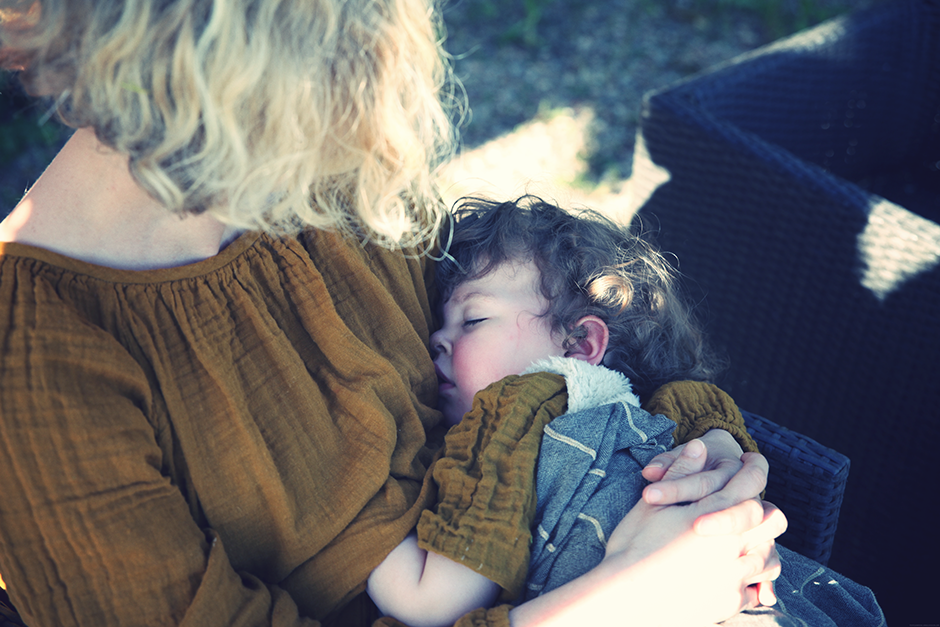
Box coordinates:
[692,452,769,522]
[660,439,707,480]
[643,440,711,503]
[742,540,782,584]
[644,461,736,507]
[740,541,782,608]
[643,432,752,506]
[757,580,778,606]
[645,463,739,506]
[693,498,765,536]
[641,448,681,483]
[742,502,788,551]
[726,503,786,609]
[740,502,786,608]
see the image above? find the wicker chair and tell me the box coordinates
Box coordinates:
[743,412,848,567]
[630,0,940,623]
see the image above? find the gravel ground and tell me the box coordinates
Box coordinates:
[443,0,765,179]
[437,0,856,214]
[1,0,857,220]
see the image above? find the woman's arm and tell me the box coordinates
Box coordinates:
[367,533,500,627]
[0,316,319,627]
[400,377,779,627]
[430,451,783,627]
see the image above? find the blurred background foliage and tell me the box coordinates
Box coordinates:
[468,0,851,46]
[668,0,852,38]
[1,0,859,218]
[0,72,70,212]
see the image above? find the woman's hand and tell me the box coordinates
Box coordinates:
[641,429,746,505]
[509,477,786,626]
[643,437,784,609]
[604,497,785,624]
[607,450,785,624]
[509,452,787,627]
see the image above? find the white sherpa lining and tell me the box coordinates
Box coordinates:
[522,356,640,413]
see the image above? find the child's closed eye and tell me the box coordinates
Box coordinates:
[463,318,486,327]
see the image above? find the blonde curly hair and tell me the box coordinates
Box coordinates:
[0,0,459,245]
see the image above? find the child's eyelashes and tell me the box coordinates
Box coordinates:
[463,318,486,327]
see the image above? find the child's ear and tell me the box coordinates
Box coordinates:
[564,316,609,366]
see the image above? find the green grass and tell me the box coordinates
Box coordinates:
[0,109,65,167]
[0,73,61,164]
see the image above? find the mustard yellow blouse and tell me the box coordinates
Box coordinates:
[0,230,447,626]
[0,230,755,627]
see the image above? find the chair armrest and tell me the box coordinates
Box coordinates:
[742,410,849,566]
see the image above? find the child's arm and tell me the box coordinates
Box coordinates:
[367,532,500,627]
[368,373,568,625]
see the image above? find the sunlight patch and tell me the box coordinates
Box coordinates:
[858,199,940,301]
[623,131,671,224]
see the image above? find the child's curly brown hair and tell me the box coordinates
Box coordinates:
[436,195,724,400]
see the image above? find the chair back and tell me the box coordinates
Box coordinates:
[631,1,940,622]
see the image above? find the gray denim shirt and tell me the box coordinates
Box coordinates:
[518,359,885,627]
[520,357,675,601]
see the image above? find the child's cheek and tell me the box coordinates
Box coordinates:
[450,341,479,415]
[451,345,479,390]
[453,338,502,401]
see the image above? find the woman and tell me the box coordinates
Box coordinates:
[0,1,782,625]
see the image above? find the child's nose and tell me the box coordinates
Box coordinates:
[430,330,451,358]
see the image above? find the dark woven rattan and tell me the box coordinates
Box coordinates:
[743,411,848,566]
[631,0,940,622]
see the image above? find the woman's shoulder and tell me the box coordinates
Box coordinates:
[0,231,267,380]
[0,231,266,383]
[0,230,259,284]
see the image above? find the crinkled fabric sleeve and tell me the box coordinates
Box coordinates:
[415,373,568,602]
[0,313,318,626]
[642,380,759,453]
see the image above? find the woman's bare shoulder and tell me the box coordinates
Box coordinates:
[0,129,238,270]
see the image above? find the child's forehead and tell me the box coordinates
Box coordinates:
[447,259,542,304]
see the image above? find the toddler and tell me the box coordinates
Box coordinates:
[367,195,752,627]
